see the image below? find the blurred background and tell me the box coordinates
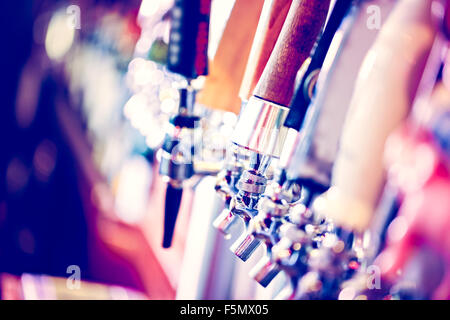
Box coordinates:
[1,0,450,300]
[0,0,170,299]
[0,0,247,300]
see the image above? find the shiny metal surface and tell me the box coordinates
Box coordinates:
[249,255,281,287]
[232,96,289,158]
[230,232,261,262]
[213,208,239,236]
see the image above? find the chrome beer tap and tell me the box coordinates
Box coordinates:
[228,152,272,261]
[269,222,312,299]
[212,0,293,238]
[281,1,364,240]
[245,173,303,287]
[248,0,363,286]
[213,145,246,236]
[228,0,331,262]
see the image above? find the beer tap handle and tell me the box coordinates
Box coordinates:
[159,0,211,248]
[239,0,293,102]
[313,0,437,232]
[227,0,330,261]
[167,0,211,79]
[285,0,354,130]
[212,0,291,237]
[197,0,265,113]
[233,0,330,158]
[253,0,330,107]
[162,182,184,248]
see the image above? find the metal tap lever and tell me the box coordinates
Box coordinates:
[213,0,294,237]
[213,149,245,236]
[228,167,268,261]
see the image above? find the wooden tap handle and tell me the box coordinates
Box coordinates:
[239,0,293,102]
[254,0,330,107]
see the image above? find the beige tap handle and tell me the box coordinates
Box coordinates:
[196,0,264,114]
[313,0,437,232]
[253,0,330,107]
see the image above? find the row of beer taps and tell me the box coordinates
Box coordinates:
[213,0,357,299]
[211,0,450,299]
[130,0,450,299]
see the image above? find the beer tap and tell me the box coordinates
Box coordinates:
[246,187,303,288]
[228,0,331,262]
[365,0,450,262]
[302,0,437,298]
[280,0,367,239]
[340,110,450,300]
[159,84,200,248]
[159,0,211,248]
[338,0,450,300]
[270,223,312,299]
[281,0,391,229]
[247,0,362,286]
[213,0,293,237]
